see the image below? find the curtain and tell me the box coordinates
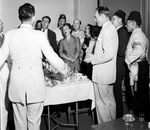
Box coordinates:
[140,0,150,40]
[140,0,150,63]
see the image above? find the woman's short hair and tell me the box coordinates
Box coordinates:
[63,23,73,33]
[86,24,93,36]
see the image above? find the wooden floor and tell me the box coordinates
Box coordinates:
[7,101,129,130]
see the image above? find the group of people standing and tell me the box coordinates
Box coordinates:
[0,2,150,130]
[111,9,150,121]
[86,7,149,123]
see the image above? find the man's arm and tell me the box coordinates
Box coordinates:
[125,42,143,65]
[41,34,69,76]
[0,33,9,70]
[90,29,114,65]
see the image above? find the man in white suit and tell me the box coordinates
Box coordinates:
[84,6,118,123]
[0,19,10,130]
[0,3,70,130]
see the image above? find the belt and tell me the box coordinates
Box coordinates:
[137,57,147,62]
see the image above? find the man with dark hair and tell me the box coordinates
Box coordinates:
[0,3,70,130]
[125,11,150,121]
[84,6,118,123]
[42,15,58,53]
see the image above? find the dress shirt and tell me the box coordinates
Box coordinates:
[42,29,48,36]
[53,27,63,43]
[116,25,122,30]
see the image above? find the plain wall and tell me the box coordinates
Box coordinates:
[81,0,97,29]
[0,0,143,34]
[1,0,97,33]
[101,0,140,20]
[1,0,73,33]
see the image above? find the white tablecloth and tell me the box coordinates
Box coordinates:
[44,80,95,110]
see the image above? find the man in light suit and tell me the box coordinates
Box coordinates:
[84,6,118,123]
[0,3,70,130]
[0,19,10,130]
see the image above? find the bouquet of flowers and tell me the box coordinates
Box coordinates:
[43,59,65,81]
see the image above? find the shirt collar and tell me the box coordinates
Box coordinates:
[103,21,110,28]
[117,25,123,30]
[20,24,33,29]
[132,28,142,34]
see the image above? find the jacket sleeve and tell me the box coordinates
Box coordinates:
[0,33,10,70]
[90,28,114,65]
[41,34,69,76]
[125,34,145,65]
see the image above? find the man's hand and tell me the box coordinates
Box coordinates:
[84,54,93,63]
[63,64,72,78]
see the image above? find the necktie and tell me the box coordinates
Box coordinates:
[92,41,96,54]
[0,34,4,47]
[2,34,4,39]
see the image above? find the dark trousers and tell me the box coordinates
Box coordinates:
[124,65,134,111]
[80,61,93,80]
[133,61,150,121]
[113,76,124,118]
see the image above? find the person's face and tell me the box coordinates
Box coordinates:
[59,19,66,28]
[42,17,49,30]
[37,22,41,28]
[73,20,80,30]
[62,25,71,37]
[84,25,91,36]
[94,10,104,27]
[111,15,120,28]
[35,22,42,30]
[126,20,134,32]
[0,19,4,33]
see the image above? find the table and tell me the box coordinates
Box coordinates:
[44,80,95,130]
[91,117,149,130]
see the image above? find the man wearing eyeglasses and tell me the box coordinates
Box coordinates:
[84,6,118,123]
